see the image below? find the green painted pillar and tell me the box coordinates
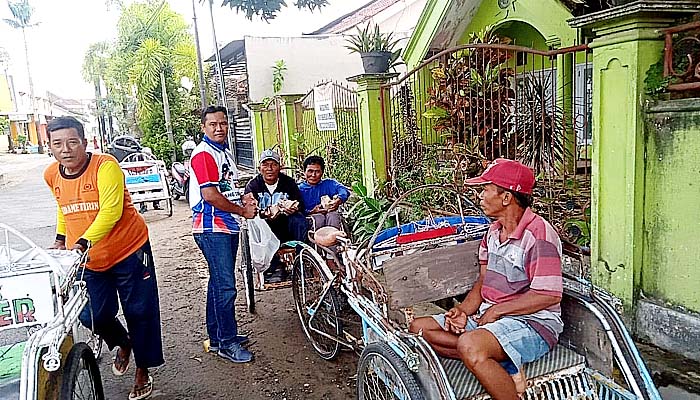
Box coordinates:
[348,73,397,196]
[249,102,265,165]
[279,94,304,169]
[569,3,697,315]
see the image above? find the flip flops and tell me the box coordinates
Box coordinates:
[128,375,154,400]
[111,349,130,376]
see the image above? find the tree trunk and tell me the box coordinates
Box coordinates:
[21,28,42,154]
[94,80,107,150]
[160,71,175,163]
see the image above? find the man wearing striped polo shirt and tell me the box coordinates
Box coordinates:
[410,158,563,400]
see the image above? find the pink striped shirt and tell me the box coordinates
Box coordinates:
[478,208,563,348]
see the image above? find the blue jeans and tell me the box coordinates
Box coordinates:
[194,232,240,350]
[79,241,164,369]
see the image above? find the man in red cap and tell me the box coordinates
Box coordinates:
[409,158,563,400]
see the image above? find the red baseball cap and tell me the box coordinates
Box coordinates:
[465,158,535,195]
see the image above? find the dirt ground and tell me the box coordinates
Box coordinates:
[98,200,358,400]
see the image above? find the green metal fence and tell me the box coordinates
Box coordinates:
[295,82,362,187]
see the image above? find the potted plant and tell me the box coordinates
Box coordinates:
[345,23,401,74]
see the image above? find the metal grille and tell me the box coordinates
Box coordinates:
[663,20,700,91]
[295,81,362,186]
[382,43,593,254]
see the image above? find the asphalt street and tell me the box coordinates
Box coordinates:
[0,155,56,247]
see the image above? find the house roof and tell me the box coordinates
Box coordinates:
[402,0,593,69]
[307,0,402,34]
[205,40,245,65]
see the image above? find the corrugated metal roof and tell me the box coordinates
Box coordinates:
[308,0,402,34]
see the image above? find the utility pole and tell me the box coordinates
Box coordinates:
[208,0,226,107]
[160,71,175,163]
[192,0,207,110]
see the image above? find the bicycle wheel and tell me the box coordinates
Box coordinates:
[292,248,342,360]
[59,342,105,400]
[357,342,424,400]
[239,227,255,313]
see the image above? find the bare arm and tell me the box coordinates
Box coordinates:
[477,291,560,325]
[201,187,256,218]
[455,262,487,316]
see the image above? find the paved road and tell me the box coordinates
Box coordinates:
[0,155,56,247]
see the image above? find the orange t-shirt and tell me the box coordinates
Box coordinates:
[44,153,149,272]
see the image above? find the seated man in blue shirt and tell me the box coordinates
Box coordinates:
[298,155,350,242]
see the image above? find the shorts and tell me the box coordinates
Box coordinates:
[432,313,550,374]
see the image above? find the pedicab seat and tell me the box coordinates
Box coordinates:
[440,344,586,399]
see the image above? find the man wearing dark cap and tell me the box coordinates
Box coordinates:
[409,158,563,400]
[245,149,307,282]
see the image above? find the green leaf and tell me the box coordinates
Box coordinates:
[423,107,449,120]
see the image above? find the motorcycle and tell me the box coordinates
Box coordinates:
[171,140,196,202]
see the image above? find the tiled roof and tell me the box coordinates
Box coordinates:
[309,0,401,34]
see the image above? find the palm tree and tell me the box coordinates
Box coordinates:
[82,42,112,148]
[3,0,42,153]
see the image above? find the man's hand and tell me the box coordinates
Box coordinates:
[475,305,502,326]
[49,240,67,250]
[444,307,467,334]
[326,198,342,212]
[240,202,257,219]
[242,192,257,207]
[310,204,326,215]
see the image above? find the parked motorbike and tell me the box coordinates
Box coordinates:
[171,140,196,202]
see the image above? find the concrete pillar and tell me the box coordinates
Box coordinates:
[347,73,397,195]
[569,2,698,315]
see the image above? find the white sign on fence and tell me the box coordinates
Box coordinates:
[313,83,337,131]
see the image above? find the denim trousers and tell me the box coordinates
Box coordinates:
[79,241,165,369]
[193,232,240,350]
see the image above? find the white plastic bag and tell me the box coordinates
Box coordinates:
[247,216,279,273]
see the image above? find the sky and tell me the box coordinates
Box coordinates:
[0,0,363,100]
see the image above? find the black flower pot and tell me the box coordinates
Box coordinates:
[360,51,392,74]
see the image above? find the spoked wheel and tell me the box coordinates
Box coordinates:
[357,342,424,400]
[292,248,342,360]
[239,227,255,313]
[60,343,105,400]
[74,323,103,361]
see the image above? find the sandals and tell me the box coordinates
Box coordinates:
[111,348,131,376]
[128,376,154,400]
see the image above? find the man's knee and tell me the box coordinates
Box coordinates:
[409,316,438,335]
[457,332,490,369]
[325,211,342,230]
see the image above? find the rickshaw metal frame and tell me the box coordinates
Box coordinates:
[286,185,662,400]
[0,223,102,400]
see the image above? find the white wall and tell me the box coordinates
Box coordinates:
[245,35,364,102]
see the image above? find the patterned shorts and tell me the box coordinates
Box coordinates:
[432,313,550,374]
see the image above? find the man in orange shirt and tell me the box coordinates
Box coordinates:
[45,117,163,400]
